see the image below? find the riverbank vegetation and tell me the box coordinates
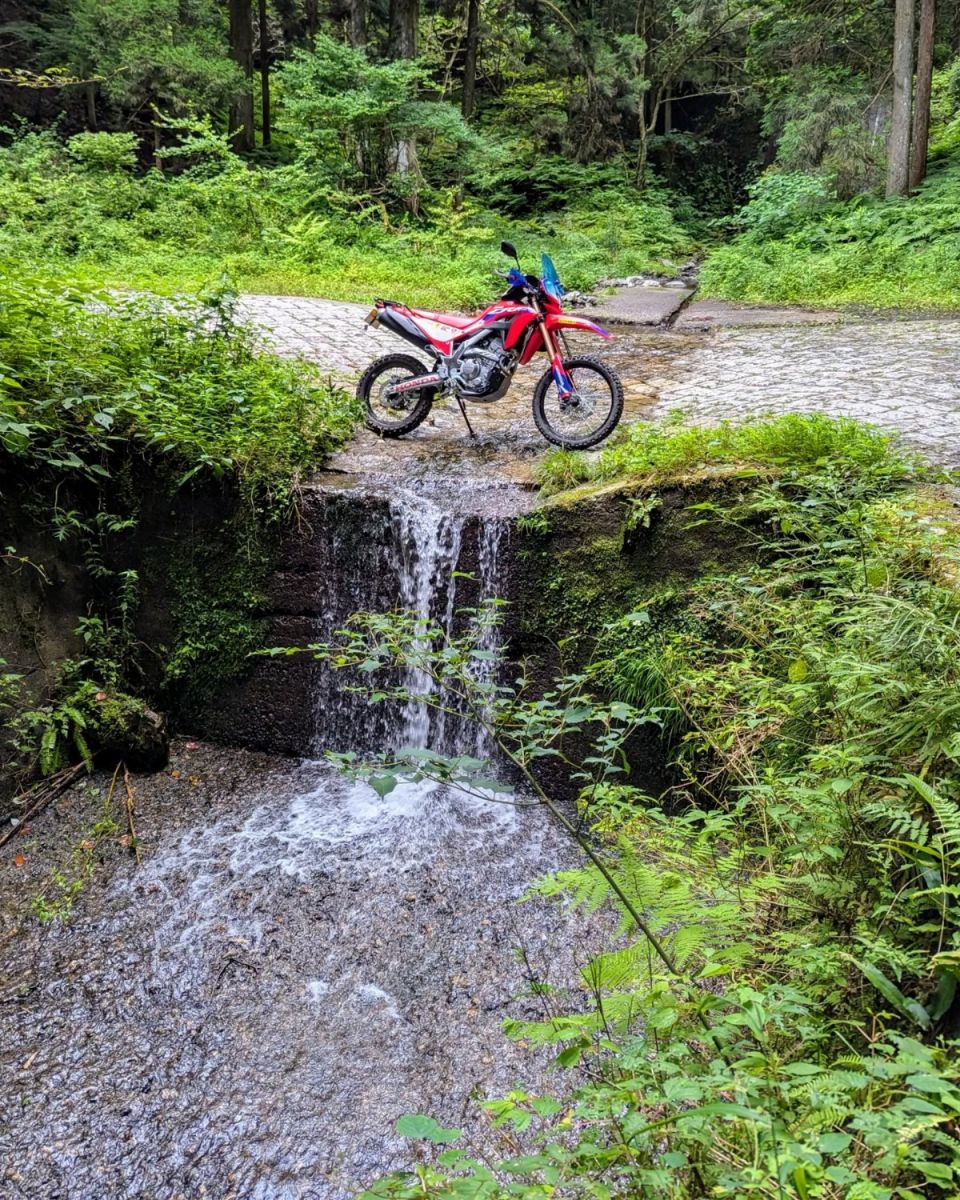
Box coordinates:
[0,273,357,792]
[5,2,960,309]
[318,417,960,1197]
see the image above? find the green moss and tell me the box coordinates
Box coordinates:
[523,533,653,644]
[145,511,277,723]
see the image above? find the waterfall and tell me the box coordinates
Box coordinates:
[310,480,510,761]
[0,475,602,1200]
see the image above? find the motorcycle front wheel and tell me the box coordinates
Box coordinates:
[357,353,437,437]
[532,355,624,449]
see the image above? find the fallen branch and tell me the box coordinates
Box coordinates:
[0,763,86,851]
[122,764,141,865]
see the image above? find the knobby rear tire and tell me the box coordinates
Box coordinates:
[532,355,625,449]
[357,353,437,438]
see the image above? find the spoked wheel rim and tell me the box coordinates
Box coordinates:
[367,365,430,430]
[541,364,617,443]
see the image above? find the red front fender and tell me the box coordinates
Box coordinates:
[516,311,614,365]
[545,313,613,339]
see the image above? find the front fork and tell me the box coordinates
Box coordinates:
[538,318,575,399]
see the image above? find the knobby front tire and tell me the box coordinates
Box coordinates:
[357,353,437,437]
[532,355,625,449]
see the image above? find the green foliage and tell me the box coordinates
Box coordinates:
[277,37,478,195]
[3,657,156,781]
[31,778,124,923]
[59,0,241,116]
[310,416,960,1198]
[0,121,697,309]
[0,267,356,774]
[761,66,885,199]
[538,411,915,495]
[737,171,833,239]
[703,151,960,311]
[9,687,94,777]
[154,515,274,719]
[0,271,357,498]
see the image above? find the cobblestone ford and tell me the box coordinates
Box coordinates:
[237,294,960,472]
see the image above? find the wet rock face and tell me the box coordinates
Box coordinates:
[203,477,523,760]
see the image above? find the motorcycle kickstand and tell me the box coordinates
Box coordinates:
[455,395,477,440]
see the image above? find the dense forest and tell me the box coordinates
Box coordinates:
[3,0,960,306]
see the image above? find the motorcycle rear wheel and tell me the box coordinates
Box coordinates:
[532,355,624,449]
[358,353,437,437]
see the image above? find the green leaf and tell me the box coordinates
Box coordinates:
[787,657,808,682]
[817,1132,852,1154]
[395,1114,462,1144]
[905,1072,955,1096]
[369,772,399,798]
[929,970,957,1022]
[916,1161,954,1184]
[849,957,931,1030]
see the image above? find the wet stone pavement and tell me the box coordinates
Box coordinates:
[237,294,960,471]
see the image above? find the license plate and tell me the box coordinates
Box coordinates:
[365,306,378,325]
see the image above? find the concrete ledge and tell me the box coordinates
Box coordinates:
[571,287,694,326]
[676,299,846,329]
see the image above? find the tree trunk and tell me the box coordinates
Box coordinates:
[304,0,319,48]
[388,0,418,60]
[462,0,480,119]
[257,0,271,148]
[886,0,915,197]
[228,0,256,154]
[910,0,936,189]
[388,0,420,212]
[84,82,97,131]
[348,0,368,49]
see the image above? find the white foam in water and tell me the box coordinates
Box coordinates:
[132,489,522,975]
[224,772,512,873]
[355,984,402,1021]
[306,979,330,1002]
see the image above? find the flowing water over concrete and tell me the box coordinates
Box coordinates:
[0,483,596,1200]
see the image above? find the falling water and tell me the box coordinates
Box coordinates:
[310,479,510,759]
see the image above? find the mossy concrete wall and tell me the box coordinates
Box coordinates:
[513,470,754,655]
[1,467,755,774]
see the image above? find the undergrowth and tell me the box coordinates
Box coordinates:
[0,271,356,501]
[0,125,695,309]
[536,411,916,496]
[0,270,357,785]
[701,151,960,311]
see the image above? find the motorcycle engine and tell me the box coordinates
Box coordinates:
[448,333,516,400]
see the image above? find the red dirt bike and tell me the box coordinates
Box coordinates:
[358,241,624,449]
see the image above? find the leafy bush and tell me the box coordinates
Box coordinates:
[736,171,832,238]
[277,36,479,195]
[0,272,357,498]
[702,152,960,310]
